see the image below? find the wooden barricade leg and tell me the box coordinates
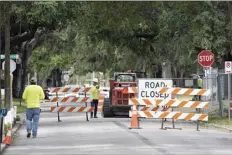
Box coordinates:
[163,107,182,130]
[196,108,200,131]
[85,102,89,121]
[85,91,89,121]
[160,118,166,130]
[196,120,200,131]
[160,106,167,130]
[56,92,62,122]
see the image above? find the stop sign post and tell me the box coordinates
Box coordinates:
[225,61,232,121]
[198,50,214,68]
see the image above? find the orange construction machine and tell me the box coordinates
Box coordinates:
[102,71,146,117]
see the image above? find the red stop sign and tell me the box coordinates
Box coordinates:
[198,50,214,67]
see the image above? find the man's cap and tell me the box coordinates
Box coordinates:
[92,78,98,83]
[30,77,36,83]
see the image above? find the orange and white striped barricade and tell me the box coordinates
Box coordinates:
[158,87,211,130]
[158,87,210,96]
[49,87,92,122]
[128,98,170,129]
[128,87,211,131]
[129,98,170,112]
[159,100,209,130]
[49,87,91,94]
[123,87,210,97]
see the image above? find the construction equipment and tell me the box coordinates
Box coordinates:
[102,71,146,117]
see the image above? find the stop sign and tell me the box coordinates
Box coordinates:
[198,50,214,67]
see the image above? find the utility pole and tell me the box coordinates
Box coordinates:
[0,4,2,153]
[4,3,11,110]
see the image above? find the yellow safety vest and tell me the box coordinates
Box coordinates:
[197,78,203,88]
[90,86,100,100]
[22,85,45,108]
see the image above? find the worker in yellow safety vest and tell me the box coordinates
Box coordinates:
[90,78,100,118]
[22,77,45,138]
[197,77,203,89]
[197,76,203,101]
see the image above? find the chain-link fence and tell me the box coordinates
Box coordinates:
[170,69,232,118]
[217,69,232,118]
[202,75,218,115]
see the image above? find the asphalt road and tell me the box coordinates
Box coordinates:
[3,112,232,155]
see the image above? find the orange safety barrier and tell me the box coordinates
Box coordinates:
[49,86,105,122]
[123,87,211,96]
[128,87,211,131]
[129,98,209,108]
[50,87,91,93]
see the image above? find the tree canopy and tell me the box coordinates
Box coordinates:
[1,1,232,90]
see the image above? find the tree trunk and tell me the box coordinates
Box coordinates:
[37,73,44,86]
[162,61,172,78]
[228,2,232,55]
[172,66,178,78]
[147,62,153,78]
[4,4,12,110]
[179,70,185,87]
[56,69,62,87]
[0,5,3,118]
[13,65,22,98]
[51,69,62,87]
[17,30,48,92]
[103,72,106,86]
[20,41,29,94]
[52,70,56,87]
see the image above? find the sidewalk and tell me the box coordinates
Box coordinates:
[1,123,22,153]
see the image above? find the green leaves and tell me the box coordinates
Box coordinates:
[25,1,232,78]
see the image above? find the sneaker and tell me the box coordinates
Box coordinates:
[32,136,37,138]
[90,116,93,118]
[94,116,98,118]
[27,132,31,138]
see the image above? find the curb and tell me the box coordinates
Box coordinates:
[203,123,232,133]
[1,122,22,153]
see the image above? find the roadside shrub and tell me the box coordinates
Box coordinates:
[4,123,11,136]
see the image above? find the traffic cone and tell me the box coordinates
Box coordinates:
[129,105,141,129]
[3,128,12,145]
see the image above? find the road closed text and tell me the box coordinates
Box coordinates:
[140,81,169,98]
[138,79,173,99]
[140,90,169,98]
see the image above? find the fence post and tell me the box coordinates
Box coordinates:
[228,74,231,120]
[215,74,219,114]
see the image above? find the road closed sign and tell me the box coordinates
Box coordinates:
[138,79,173,100]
